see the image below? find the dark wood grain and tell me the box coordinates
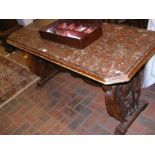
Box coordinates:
[103,71,147,134]
[26,53,61,86]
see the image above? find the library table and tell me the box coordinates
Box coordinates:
[7,20,155,134]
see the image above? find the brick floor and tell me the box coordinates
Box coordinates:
[1,46,155,135]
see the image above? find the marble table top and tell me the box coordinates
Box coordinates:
[7,20,155,85]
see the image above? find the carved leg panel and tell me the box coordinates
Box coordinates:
[103,72,148,134]
[26,53,61,86]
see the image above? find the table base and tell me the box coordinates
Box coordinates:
[114,101,147,134]
[27,54,147,134]
[103,71,147,134]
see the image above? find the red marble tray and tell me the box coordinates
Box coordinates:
[39,19,103,49]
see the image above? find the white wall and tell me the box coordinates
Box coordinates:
[17,19,33,26]
[143,19,155,88]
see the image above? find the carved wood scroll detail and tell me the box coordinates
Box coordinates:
[103,71,147,134]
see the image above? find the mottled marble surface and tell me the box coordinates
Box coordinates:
[8,20,155,84]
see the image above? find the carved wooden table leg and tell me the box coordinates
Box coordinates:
[26,53,61,86]
[103,72,148,134]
